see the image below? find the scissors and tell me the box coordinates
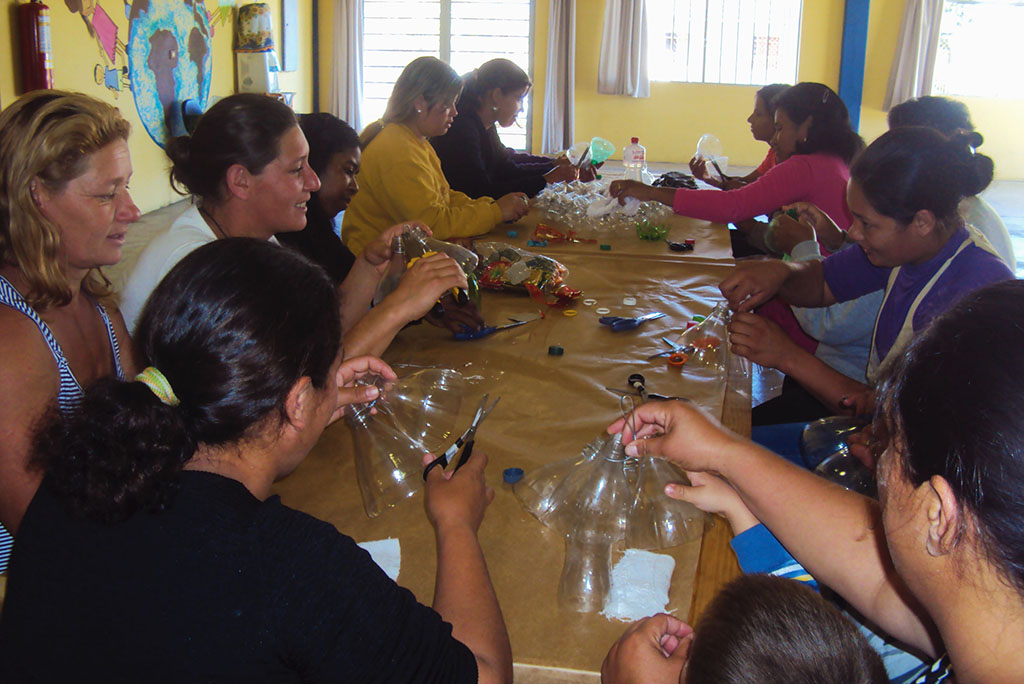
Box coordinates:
[647,336,695,360]
[453,317,538,341]
[599,311,666,332]
[423,394,501,480]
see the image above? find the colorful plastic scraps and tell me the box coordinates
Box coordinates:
[474,242,582,308]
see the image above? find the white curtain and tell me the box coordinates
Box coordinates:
[542,0,576,153]
[329,0,363,129]
[597,0,650,98]
[883,0,944,110]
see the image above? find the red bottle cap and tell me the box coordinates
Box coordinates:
[631,137,639,144]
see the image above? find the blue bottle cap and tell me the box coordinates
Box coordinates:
[503,467,524,484]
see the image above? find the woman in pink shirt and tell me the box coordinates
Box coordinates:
[611,83,863,256]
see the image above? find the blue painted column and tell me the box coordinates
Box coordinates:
[839,0,871,131]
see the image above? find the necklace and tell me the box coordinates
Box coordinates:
[198,206,229,240]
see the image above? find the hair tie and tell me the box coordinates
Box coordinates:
[136,367,180,406]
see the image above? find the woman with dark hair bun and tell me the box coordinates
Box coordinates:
[0,239,512,684]
[431,58,577,200]
[122,94,471,356]
[607,279,1024,683]
[611,82,863,256]
[720,126,1013,417]
[888,95,1013,268]
[689,83,790,190]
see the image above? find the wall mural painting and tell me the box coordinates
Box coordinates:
[64,0,233,147]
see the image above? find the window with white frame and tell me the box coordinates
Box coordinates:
[646,0,801,86]
[932,0,1024,99]
[361,0,533,150]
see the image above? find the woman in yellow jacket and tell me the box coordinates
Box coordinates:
[342,56,529,256]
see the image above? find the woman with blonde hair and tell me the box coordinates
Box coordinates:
[0,91,139,569]
[342,56,529,256]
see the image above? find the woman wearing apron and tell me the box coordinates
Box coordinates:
[0,92,139,572]
[720,126,1013,417]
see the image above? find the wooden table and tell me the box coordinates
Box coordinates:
[271,211,743,682]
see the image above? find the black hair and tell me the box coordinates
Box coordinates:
[851,126,994,227]
[165,93,299,200]
[886,96,993,195]
[878,280,1024,596]
[687,574,888,684]
[34,239,341,523]
[888,96,974,137]
[457,58,531,115]
[298,112,360,178]
[756,83,789,116]
[775,82,865,164]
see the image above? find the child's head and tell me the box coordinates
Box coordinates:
[684,574,888,684]
[748,83,789,143]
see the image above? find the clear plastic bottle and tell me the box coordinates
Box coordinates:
[623,137,646,182]
[371,235,405,306]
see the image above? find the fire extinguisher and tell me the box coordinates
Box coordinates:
[18,0,54,92]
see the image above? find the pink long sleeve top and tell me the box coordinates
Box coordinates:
[672,152,853,230]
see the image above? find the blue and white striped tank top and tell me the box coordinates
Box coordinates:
[0,275,126,573]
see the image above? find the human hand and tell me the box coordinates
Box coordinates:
[361,221,431,268]
[846,424,881,471]
[579,161,603,182]
[423,449,493,534]
[782,202,844,252]
[545,161,579,184]
[497,192,530,222]
[331,355,398,422]
[666,471,759,535]
[389,252,468,322]
[601,613,694,684]
[768,213,816,256]
[838,390,876,420]
[719,259,791,312]
[688,156,713,183]
[608,179,650,204]
[727,311,802,372]
[606,400,745,475]
[423,295,486,333]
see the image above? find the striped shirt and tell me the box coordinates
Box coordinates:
[0,275,125,573]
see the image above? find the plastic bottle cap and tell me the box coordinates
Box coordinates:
[503,467,524,484]
[562,309,578,317]
[507,230,518,238]
[631,137,639,143]
[548,345,564,356]
[693,315,706,322]
[622,297,636,306]
[686,321,697,329]
[600,244,611,251]
[684,238,696,246]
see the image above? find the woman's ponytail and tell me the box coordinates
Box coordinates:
[34,379,195,523]
[950,129,994,196]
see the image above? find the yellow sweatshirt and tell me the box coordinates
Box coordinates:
[341,122,504,256]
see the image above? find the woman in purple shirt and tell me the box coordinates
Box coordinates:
[720,126,1013,415]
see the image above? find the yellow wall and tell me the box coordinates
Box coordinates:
[860,0,1024,180]
[528,0,1023,179]
[0,0,314,213]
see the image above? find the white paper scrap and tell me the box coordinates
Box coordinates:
[358,538,401,582]
[601,549,675,622]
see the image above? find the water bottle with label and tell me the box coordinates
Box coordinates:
[622,137,646,182]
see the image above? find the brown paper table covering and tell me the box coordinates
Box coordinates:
[271,218,745,677]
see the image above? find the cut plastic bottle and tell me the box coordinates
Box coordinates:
[346,369,467,517]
